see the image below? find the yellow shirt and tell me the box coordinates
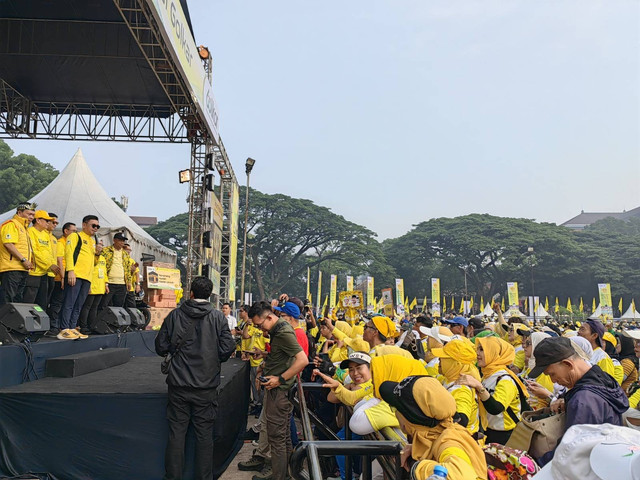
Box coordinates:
[591,347,616,381]
[90,255,108,295]
[129,265,139,292]
[363,400,399,431]
[65,231,96,281]
[109,249,125,284]
[447,383,479,434]
[28,226,53,276]
[0,215,32,272]
[54,235,66,281]
[629,388,640,409]
[248,324,268,368]
[48,233,58,278]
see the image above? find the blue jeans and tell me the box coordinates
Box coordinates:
[60,278,91,330]
[336,427,362,480]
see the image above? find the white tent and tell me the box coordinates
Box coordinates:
[0,149,176,264]
[504,307,526,319]
[534,304,551,318]
[620,304,640,320]
[589,305,604,320]
[475,302,496,319]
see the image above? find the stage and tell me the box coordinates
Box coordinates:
[0,334,249,480]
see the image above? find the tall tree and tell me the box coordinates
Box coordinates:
[145,213,189,279]
[0,140,59,212]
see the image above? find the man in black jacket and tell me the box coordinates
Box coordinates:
[155,276,236,480]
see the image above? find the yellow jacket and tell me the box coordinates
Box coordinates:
[0,215,32,273]
[65,231,96,281]
[28,226,54,276]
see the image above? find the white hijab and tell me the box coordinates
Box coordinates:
[528,332,551,370]
[570,336,594,364]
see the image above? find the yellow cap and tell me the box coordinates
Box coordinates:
[603,331,617,347]
[34,210,54,221]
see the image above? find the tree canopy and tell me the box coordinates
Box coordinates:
[0,140,59,212]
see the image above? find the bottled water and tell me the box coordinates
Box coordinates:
[426,465,448,479]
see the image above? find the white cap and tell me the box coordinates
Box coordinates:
[622,329,640,340]
[419,325,452,344]
[533,423,640,480]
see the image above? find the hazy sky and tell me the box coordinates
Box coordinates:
[5,0,639,240]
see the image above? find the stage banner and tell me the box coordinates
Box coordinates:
[147,266,181,289]
[395,278,405,315]
[146,0,220,141]
[598,283,613,318]
[507,282,519,308]
[346,275,354,291]
[316,271,322,309]
[330,275,337,308]
[431,278,441,317]
[227,182,240,301]
[366,276,374,313]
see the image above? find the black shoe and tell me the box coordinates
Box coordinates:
[238,455,265,471]
[80,328,92,335]
[44,328,60,337]
[244,428,259,441]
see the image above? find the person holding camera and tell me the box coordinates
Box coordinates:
[248,301,309,480]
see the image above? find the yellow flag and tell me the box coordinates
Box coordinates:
[409,297,417,310]
[377,297,385,311]
[422,296,427,312]
[555,297,559,313]
[469,297,474,309]
[443,297,447,312]
[592,298,596,311]
[618,297,623,314]
[451,296,455,312]
[524,297,528,312]
[322,295,328,310]
[545,297,549,311]
[459,298,464,313]
[501,297,505,311]
[579,298,584,313]
[566,298,573,313]
[480,296,484,311]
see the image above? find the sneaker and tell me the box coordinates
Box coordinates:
[57,329,80,340]
[251,440,259,447]
[74,328,89,339]
[238,455,265,472]
[244,427,259,441]
[44,328,60,337]
[252,465,273,480]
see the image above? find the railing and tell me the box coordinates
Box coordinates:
[290,380,404,480]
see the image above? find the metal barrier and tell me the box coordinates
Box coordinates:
[290,379,404,480]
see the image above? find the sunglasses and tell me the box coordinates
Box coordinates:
[89,224,100,229]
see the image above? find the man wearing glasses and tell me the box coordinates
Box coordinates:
[59,215,103,340]
[23,210,61,309]
[0,202,35,305]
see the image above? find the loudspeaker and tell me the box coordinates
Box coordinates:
[0,303,50,344]
[126,308,146,330]
[94,307,131,334]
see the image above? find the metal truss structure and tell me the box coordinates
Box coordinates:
[0,0,238,301]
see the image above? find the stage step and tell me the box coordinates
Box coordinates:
[45,348,131,378]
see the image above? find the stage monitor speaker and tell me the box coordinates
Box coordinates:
[94,307,131,334]
[0,303,50,344]
[126,308,146,330]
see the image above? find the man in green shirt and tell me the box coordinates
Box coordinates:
[249,301,308,480]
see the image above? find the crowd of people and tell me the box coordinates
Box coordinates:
[0,202,141,339]
[230,294,640,480]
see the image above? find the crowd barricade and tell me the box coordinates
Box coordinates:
[290,380,404,480]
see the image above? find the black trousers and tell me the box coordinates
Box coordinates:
[103,284,127,308]
[0,270,28,305]
[165,386,218,480]
[125,291,136,308]
[47,281,64,330]
[78,294,104,331]
[23,275,49,310]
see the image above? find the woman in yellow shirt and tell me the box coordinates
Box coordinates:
[431,338,481,436]
[380,375,487,480]
[520,332,555,410]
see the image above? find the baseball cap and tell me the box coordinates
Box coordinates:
[533,423,640,480]
[623,329,640,340]
[419,325,453,344]
[603,331,617,347]
[339,351,371,370]
[371,315,396,338]
[530,337,577,378]
[34,210,54,221]
[584,319,605,348]
[443,316,469,327]
[113,232,129,241]
[343,336,370,353]
[273,301,301,319]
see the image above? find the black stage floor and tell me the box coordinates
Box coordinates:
[0,357,250,480]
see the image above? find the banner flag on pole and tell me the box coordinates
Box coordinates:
[366,276,374,313]
[545,297,549,311]
[431,278,441,317]
[330,275,337,310]
[480,297,484,311]
[346,275,354,292]
[554,297,559,313]
[316,271,322,309]
[409,297,417,311]
[443,296,447,313]
[422,296,427,312]
[618,297,623,315]
[566,298,573,313]
[395,279,405,314]
[592,298,596,312]
[306,267,311,302]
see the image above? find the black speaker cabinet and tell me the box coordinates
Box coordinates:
[94,307,131,334]
[0,303,50,344]
[126,308,146,329]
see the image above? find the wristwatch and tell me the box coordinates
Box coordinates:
[278,374,286,385]
[20,258,27,263]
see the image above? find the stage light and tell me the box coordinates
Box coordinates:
[198,46,210,60]
[206,152,214,170]
[179,169,192,183]
[205,174,215,191]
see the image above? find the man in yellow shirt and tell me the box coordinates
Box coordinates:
[59,215,102,340]
[0,203,35,304]
[100,232,132,308]
[123,243,139,308]
[45,213,61,306]
[46,222,76,336]
[23,210,60,309]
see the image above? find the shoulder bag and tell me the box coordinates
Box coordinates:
[506,407,566,458]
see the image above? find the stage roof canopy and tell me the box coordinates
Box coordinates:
[0,0,195,116]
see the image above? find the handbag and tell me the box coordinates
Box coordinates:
[506,407,566,458]
[161,319,197,374]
